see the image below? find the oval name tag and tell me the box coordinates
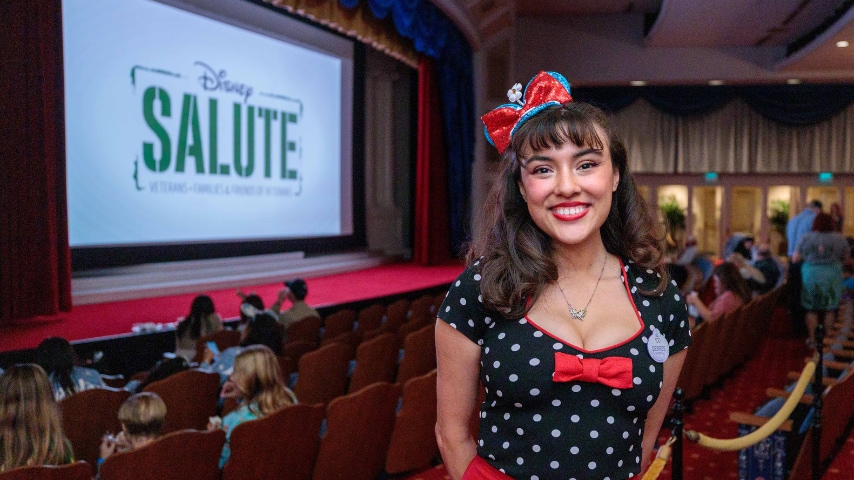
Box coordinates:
[647,327,669,363]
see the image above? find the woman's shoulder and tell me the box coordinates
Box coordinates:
[621,259,666,293]
[72,366,105,385]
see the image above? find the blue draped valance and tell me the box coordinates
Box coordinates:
[572,83,854,127]
[339,0,474,255]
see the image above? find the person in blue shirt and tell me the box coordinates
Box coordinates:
[36,336,106,401]
[786,200,822,258]
[785,200,823,337]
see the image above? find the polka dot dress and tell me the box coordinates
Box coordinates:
[439,259,692,480]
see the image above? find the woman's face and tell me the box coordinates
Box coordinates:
[713,274,724,295]
[517,128,619,249]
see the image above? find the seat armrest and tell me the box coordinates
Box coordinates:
[729,411,793,432]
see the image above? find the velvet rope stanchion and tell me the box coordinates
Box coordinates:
[641,436,676,480]
[684,360,817,451]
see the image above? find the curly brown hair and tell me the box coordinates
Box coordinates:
[468,101,667,319]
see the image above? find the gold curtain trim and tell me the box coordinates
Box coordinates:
[265,0,419,68]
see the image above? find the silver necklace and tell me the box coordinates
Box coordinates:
[556,253,607,320]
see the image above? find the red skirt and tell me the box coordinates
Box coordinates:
[461,456,514,480]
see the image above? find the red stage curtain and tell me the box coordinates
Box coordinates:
[413,58,451,265]
[0,0,72,324]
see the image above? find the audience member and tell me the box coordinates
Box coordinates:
[787,200,823,257]
[175,295,224,361]
[0,364,74,472]
[269,278,320,327]
[235,292,264,329]
[830,202,844,232]
[673,235,700,266]
[752,245,782,294]
[793,212,851,348]
[726,252,766,293]
[98,392,167,467]
[200,311,284,383]
[733,235,756,261]
[209,345,296,468]
[786,200,823,336]
[685,262,752,325]
[843,263,854,299]
[36,336,106,401]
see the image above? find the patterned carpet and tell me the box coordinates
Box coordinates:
[404,306,854,480]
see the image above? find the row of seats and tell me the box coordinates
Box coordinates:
[676,282,786,403]
[732,300,854,480]
[56,295,443,469]
[2,370,440,480]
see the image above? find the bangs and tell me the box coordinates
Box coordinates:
[511,103,606,159]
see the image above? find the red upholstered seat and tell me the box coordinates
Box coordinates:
[59,387,130,468]
[348,332,401,393]
[385,370,439,475]
[221,403,324,480]
[0,462,93,480]
[142,369,220,433]
[312,382,402,480]
[99,429,225,480]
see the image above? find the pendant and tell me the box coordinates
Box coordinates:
[569,306,586,320]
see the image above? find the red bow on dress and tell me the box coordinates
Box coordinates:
[481,71,573,154]
[552,352,633,389]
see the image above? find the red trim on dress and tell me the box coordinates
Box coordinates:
[524,258,646,354]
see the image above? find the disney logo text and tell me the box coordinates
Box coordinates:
[195,61,253,103]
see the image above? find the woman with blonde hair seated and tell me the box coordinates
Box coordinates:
[98,392,167,465]
[208,345,296,467]
[0,364,74,472]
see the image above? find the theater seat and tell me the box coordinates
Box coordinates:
[312,382,402,480]
[0,462,92,480]
[222,403,324,480]
[385,370,439,475]
[59,387,130,468]
[142,369,220,433]
[99,429,225,480]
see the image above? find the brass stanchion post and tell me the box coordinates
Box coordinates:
[671,388,684,480]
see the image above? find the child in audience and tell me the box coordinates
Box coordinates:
[98,392,167,465]
[175,295,224,361]
[0,364,75,472]
[36,336,106,401]
[200,312,284,384]
[208,345,296,468]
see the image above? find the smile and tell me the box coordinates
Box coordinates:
[551,204,589,220]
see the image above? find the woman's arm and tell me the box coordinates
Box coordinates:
[685,292,713,322]
[435,320,482,480]
[641,348,688,473]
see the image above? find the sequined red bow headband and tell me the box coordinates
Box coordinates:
[481,71,573,154]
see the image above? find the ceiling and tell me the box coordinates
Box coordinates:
[438,0,854,82]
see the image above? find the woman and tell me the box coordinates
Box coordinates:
[436,71,691,480]
[0,364,74,472]
[200,311,284,383]
[793,212,850,344]
[99,392,167,463]
[175,295,224,361]
[36,336,106,401]
[685,262,751,325]
[210,345,296,467]
[830,202,843,232]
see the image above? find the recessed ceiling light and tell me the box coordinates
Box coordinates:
[630,80,647,86]
[787,78,802,84]
[837,40,850,48]
[708,80,724,86]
